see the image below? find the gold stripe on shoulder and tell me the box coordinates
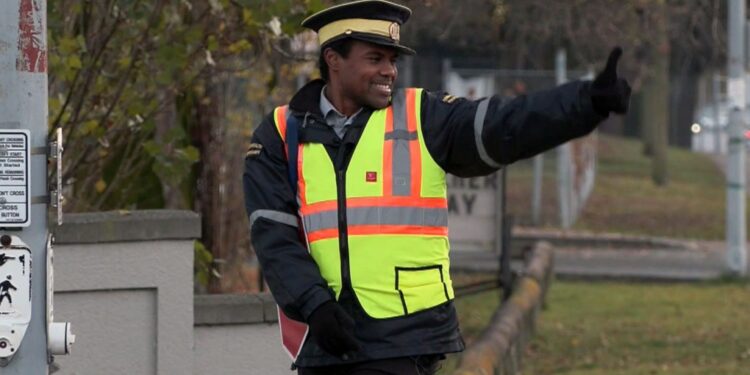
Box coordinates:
[442,94,458,104]
[245,143,263,158]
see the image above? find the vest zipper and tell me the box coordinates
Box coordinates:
[336,169,351,288]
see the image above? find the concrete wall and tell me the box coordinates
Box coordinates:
[194,294,291,375]
[48,210,292,375]
[51,210,199,375]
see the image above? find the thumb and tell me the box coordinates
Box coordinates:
[601,47,623,80]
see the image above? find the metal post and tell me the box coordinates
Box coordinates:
[556,49,572,229]
[746,20,750,114]
[0,0,51,372]
[530,49,553,225]
[497,169,512,301]
[494,171,503,256]
[713,73,723,154]
[727,0,747,276]
[531,155,543,225]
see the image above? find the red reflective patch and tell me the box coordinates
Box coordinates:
[366,171,377,182]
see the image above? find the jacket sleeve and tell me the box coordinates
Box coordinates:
[243,112,333,322]
[420,80,606,177]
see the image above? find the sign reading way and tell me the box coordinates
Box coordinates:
[0,130,30,227]
[447,173,501,251]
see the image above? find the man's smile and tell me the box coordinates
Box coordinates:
[372,82,392,96]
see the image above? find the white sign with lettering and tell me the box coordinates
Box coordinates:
[0,130,30,227]
[447,173,501,251]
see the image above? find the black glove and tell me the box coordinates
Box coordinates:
[307,301,361,358]
[591,47,632,116]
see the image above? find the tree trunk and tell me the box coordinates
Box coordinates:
[155,89,187,208]
[194,71,226,293]
[638,92,653,156]
[643,5,670,186]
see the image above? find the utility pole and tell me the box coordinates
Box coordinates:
[713,73,723,154]
[556,49,572,229]
[0,0,73,373]
[726,0,747,276]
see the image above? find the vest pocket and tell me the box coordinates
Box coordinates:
[395,265,450,315]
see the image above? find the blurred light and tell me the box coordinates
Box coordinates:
[691,123,702,134]
[745,130,750,139]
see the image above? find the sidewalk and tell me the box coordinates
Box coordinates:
[552,242,726,281]
[450,232,735,282]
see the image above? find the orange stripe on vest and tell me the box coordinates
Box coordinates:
[406,89,422,197]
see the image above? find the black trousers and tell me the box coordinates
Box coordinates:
[297,355,443,375]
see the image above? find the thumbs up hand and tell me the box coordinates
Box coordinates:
[591,47,632,116]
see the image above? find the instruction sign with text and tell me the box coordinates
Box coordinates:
[0,130,30,227]
[447,173,500,251]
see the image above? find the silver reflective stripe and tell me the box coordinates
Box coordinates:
[249,209,298,229]
[348,206,448,227]
[303,206,448,232]
[391,90,407,131]
[390,90,411,196]
[474,98,502,168]
[303,210,337,233]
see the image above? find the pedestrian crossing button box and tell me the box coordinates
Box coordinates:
[0,235,32,359]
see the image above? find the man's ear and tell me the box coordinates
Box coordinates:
[324,48,341,73]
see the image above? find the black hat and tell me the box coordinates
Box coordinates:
[301,0,415,55]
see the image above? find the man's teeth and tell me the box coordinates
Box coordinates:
[375,84,391,93]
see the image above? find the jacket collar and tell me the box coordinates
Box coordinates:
[289,79,327,116]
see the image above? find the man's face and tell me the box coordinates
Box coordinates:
[334,40,399,110]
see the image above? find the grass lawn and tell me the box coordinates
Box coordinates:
[524,280,750,375]
[506,134,733,239]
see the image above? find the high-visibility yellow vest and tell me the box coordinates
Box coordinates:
[272,88,454,319]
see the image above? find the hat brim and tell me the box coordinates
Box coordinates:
[325,33,416,56]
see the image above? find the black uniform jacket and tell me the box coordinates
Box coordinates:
[243,79,605,367]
